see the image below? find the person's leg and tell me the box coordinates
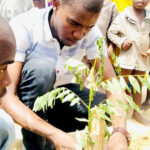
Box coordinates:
[132,70,145,106]
[131,70,150,125]
[47,83,106,132]
[121,68,133,81]
[0,109,15,150]
[18,58,56,150]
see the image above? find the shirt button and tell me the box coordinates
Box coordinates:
[56,70,60,73]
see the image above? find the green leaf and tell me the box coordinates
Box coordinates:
[137,76,145,85]
[95,109,112,122]
[115,67,121,76]
[75,128,88,148]
[75,118,89,123]
[145,76,150,91]
[101,82,111,93]
[117,98,129,112]
[129,76,140,93]
[70,97,80,106]
[137,76,150,91]
[111,51,116,60]
[56,89,70,99]
[124,94,141,113]
[106,80,115,93]
[104,124,111,138]
[112,78,121,93]
[62,93,75,103]
[106,99,121,117]
[98,102,115,116]
[120,76,131,93]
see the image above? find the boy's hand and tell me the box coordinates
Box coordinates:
[122,40,132,51]
[104,132,128,150]
[141,51,148,57]
[141,49,150,57]
[146,49,150,56]
[52,130,76,150]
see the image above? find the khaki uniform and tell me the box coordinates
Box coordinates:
[97,0,118,39]
[108,7,150,71]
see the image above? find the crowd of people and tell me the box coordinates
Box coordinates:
[0,0,150,150]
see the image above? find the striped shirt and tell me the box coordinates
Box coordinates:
[10,7,107,86]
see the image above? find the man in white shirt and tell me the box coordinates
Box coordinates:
[5,0,128,149]
[0,16,76,150]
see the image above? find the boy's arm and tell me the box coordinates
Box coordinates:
[0,62,76,150]
[91,58,127,128]
[1,93,76,150]
[107,14,127,49]
[90,58,128,150]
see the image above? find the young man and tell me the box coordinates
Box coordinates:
[0,16,76,150]
[5,0,128,149]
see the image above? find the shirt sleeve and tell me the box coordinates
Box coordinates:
[111,2,119,22]
[9,16,32,62]
[85,25,108,60]
[107,13,127,49]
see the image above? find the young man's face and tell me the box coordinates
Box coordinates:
[132,0,149,9]
[52,1,100,46]
[0,42,15,97]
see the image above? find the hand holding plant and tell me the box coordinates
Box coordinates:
[33,37,150,150]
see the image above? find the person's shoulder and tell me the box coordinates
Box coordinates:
[104,0,117,7]
[113,9,127,21]
[10,7,51,27]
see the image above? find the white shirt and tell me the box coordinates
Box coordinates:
[0,0,34,22]
[10,7,107,86]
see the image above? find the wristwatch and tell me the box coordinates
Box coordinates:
[112,127,131,145]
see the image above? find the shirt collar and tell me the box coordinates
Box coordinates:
[125,7,150,22]
[43,6,54,42]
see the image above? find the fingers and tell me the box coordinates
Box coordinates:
[141,51,148,57]
[146,49,150,55]
[122,40,132,50]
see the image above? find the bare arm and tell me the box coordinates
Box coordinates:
[90,57,128,150]
[6,62,23,95]
[91,57,127,129]
[1,93,76,150]
[107,14,127,49]
[1,62,76,150]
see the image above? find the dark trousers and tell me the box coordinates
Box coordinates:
[18,54,106,150]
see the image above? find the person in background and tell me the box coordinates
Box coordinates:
[48,0,53,6]
[6,0,128,149]
[97,0,118,40]
[108,0,150,124]
[33,0,46,8]
[97,0,118,57]
[0,0,34,22]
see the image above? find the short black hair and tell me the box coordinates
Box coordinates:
[61,0,104,13]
